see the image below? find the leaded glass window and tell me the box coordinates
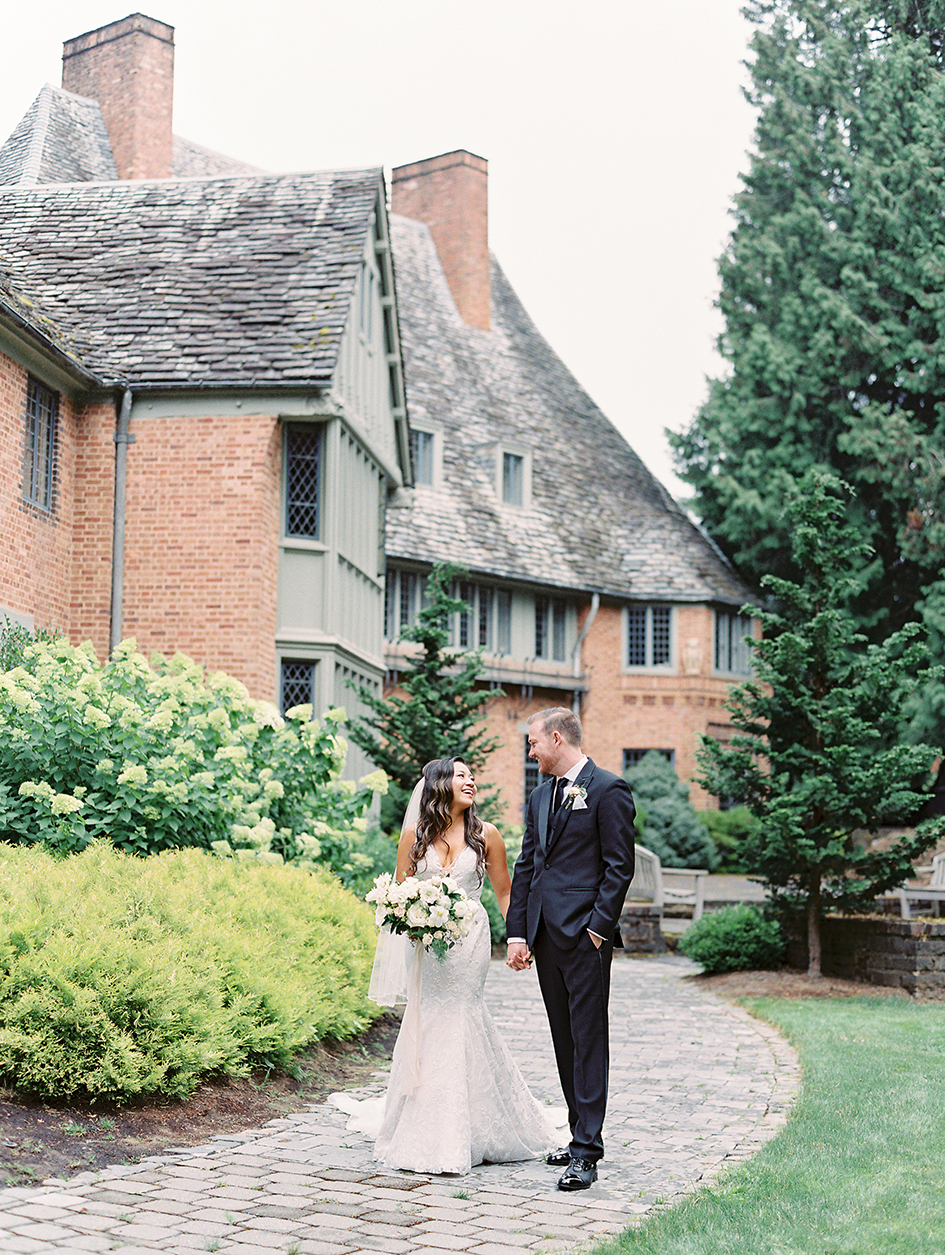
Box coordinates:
[281,660,314,713]
[626,605,672,668]
[24,377,57,510]
[285,424,321,538]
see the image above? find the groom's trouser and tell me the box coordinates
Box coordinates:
[532,925,613,1163]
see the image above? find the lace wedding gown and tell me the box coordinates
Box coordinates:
[340,845,561,1175]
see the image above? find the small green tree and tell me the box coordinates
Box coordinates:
[623,751,718,870]
[347,564,503,830]
[697,470,945,976]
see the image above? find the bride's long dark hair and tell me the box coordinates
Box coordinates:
[408,756,486,883]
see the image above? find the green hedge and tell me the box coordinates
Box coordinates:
[0,843,382,1103]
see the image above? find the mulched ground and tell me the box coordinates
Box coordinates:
[0,969,909,1188]
[0,1013,402,1188]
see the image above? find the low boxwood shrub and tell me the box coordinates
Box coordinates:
[0,842,383,1103]
[678,903,785,973]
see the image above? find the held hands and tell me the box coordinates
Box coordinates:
[506,941,531,970]
[507,933,601,968]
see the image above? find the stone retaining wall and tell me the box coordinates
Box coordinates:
[788,915,945,999]
[618,904,667,955]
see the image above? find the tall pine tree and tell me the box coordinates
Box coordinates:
[696,470,944,976]
[673,0,945,650]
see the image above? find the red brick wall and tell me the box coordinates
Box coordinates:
[0,351,78,635]
[71,398,118,658]
[62,14,174,181]
[118,413,282,700]
[580,603,732,809]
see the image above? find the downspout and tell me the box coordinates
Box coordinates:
[571,592,600,715]
[110,388,134,656]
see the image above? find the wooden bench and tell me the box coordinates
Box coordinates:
[626,844,708,922]
[899,852,945,919]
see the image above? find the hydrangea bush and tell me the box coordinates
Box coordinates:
[0,636,387,885]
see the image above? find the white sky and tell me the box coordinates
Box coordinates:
[1,0,758,501]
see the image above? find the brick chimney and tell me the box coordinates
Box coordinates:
[62,13,174,181]
[392,150,490,331]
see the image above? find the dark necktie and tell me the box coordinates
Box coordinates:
[552,777,565,813]
[548,777,565,835]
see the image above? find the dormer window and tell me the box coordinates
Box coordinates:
[498,447,531,507]
[503,452,524,505]
[410,427,438,487]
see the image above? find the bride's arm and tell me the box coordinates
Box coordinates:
[484,823,512,919]
[395,825,417,882]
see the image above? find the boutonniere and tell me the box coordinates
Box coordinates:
[564,784,588,811]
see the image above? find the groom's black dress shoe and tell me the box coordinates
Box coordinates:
[557,1157,598,1191]
[545,1148,572,1166]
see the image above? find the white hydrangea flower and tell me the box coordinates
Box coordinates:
[358,769,389,795]
[50,793,84,816]
[117,764,148,787]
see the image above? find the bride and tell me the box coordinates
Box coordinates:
[342,756,561,1175]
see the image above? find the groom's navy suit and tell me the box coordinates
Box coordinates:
[507,759,635,1163]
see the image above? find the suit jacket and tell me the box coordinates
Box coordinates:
[507,759,636,951]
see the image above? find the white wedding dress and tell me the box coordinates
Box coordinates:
[337,845,561,1175]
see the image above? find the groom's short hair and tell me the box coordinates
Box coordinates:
[529,706,582,747]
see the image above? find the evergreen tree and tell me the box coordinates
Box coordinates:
[672,0,945,649]
[696,470,944,976]
[346,564,503,831]
[623,751,719,870]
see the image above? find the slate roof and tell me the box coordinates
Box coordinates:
[0,87,263,188]
[0,85,118,187]
[0,170,383,386]
[172,136,264,179]
[387,215,752,606]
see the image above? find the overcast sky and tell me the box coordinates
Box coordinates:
[2,1,758,501]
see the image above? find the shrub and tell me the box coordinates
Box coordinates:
[678,903,785,974]
[0,842,382,1103]
[624,752,718,869]
[0,635,385,881]
[697,806,760,872]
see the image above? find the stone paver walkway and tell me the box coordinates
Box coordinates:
[0,956,799,1254]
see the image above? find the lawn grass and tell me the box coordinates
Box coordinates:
[597,996,945,1255]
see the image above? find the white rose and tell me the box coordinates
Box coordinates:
[406,902,428,927]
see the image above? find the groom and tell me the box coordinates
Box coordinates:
[506,707,635,1191]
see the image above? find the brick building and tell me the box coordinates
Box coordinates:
[0,13,755,817]
[385,153,755,818]
[0,15,409,776]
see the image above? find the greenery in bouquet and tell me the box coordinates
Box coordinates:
[366,871,476,960]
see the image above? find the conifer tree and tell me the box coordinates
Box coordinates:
[696,470,944,976]
[673,0,945,649]
[346,564,502,831]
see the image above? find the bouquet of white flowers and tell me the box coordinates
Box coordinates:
[366,871,477,960]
